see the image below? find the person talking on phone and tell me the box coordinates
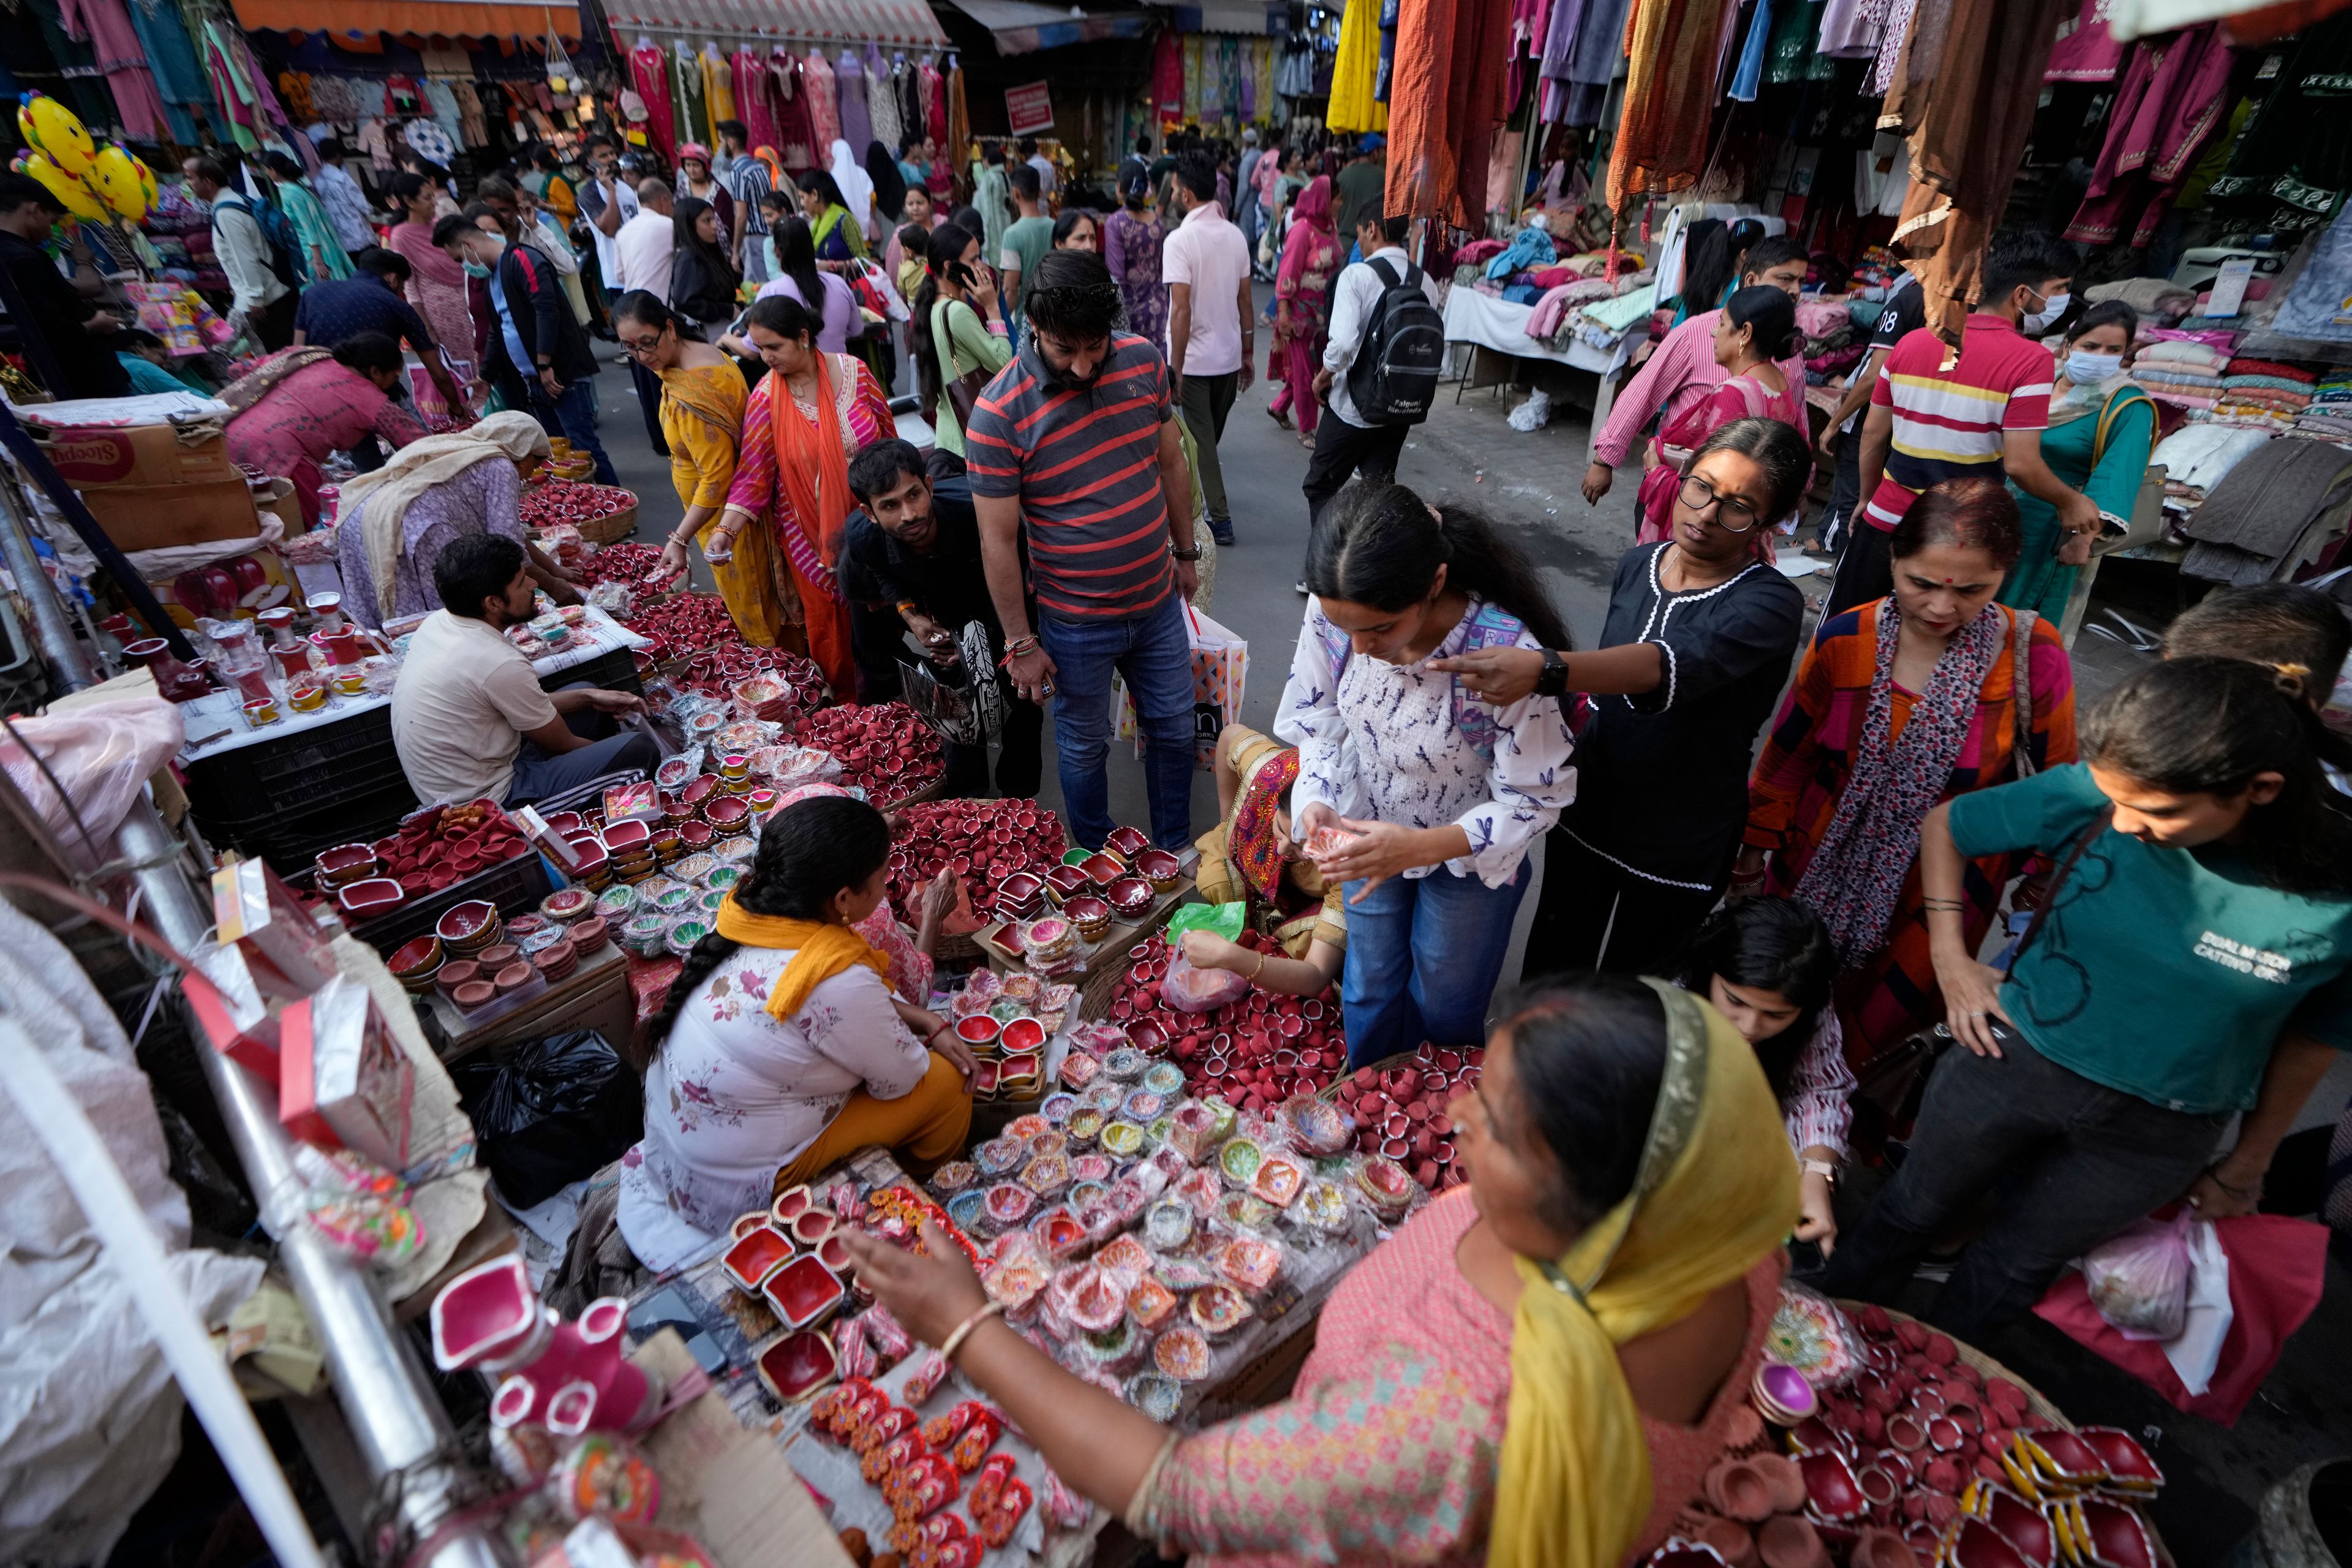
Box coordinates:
[842,440,1044,800]
[1817,658,2352,1339]
[907,221,1011,481]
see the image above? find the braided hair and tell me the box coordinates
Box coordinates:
[635,796,894,1069]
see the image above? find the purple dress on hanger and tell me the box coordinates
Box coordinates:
[834,51,872,159]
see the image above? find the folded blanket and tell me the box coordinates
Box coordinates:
[2226,374,2324,395]
[2136,342,2231,371]
[2226,357,2316,383]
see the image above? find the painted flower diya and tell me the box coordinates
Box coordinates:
[1218,1192,1276,1231]
[946,1190,986,1232]
[1218,1235,1283,1294]
[1080,1082,1126,1115]
[982,1183,1036,1234]
[1125,1371,1182,1421]
[1069,1152,1114,1186]
[1101,1047,1147,1082]
[1058,1050,1101,1090]
[1154,1325,1211,1381]
[1066,1108,1107,1145]
[1188,1284,1253,1338]
[1297,1179,1352,1234]
[1099,1121,1145,1159]
[1145,1197,1196,1251]
[1040,1092,1078,1126]
[1020,1153,1072,1198]
[763,1255,847,1330]
[973,1137,1027,1178]
[1356,1155,1417,1217]
[1250,1154,1306,1209]
[1034,1205,1091,1262]
[722,1225,795,1294]
[1219,1137,1264,1188]
[1061,1264,1128,1333]
[1141,1061,1186,1098]
[927,1160,978,1197]
[757,1330,837,1403]
[1094,1234,1154,1283]
[1122,1088,1167,1123]
[1126,1274,1179,1332]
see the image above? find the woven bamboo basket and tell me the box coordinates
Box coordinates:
[572,492,640,546]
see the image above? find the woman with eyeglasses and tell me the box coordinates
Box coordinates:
[1736,480,2076,1085]
[1436,419,1810,978]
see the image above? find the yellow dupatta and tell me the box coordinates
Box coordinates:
[1492,979,1800,1568]
[712,891,890,1022]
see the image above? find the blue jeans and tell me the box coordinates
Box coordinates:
[1038,593,1194,851]
[1340,861,1529,1068]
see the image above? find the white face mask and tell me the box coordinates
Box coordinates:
[2021,288,2070,333]
[2065,349,2123,385]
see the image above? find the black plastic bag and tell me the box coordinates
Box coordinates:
[454,1030,643,1210]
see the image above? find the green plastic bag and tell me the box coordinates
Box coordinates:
[1164,901,1245,949]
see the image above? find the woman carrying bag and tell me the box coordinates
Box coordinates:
[2000,301,2155,623]
[907,221,1011,481]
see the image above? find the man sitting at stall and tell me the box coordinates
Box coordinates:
[390,533,655,807]
[842,440,1044,801]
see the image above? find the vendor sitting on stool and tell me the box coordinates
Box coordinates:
[616,791,979,1273]
[1181,722,1345,996]
[390,533,657,807]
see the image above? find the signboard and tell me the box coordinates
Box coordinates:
[1005,83,1054,137]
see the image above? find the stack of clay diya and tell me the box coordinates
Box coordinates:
[1641,1300,2165,1568]
[878,797,1068,926]
[791,701,946,806]
[1328,1044,1485,1193]
[1098,930,1351,1109]
[807,1373,1069,1563]
[948,970,1055,1101]
[386,934,444,994]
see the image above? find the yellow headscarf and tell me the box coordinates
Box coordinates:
[712,890,890,1021]
[1491,978,1800,1568]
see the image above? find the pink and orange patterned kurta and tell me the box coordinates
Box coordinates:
[1133,1187,1785,1566]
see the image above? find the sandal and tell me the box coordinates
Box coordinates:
[1267,405,1293,431]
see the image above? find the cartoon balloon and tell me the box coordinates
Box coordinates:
[88,144,148,221]
[17,91,95,176]
[134,153,159,209]
[16,151,106,222]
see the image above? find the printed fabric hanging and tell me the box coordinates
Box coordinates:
[628,39,676,156]
[1607,0,1738,209]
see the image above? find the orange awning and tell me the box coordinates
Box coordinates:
[232,0,582,39]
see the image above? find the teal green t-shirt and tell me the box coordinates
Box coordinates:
[998,216,1054,331]
[1948,763,2352,1114]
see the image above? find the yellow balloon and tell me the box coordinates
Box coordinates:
[16,92,94,176]
[88,145,148,221]
[17,151,105,223]
[135,155,159,209]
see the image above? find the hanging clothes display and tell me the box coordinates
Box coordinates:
[867,46,902,154]
[2044,0,2128,80]
[1182,36,1205,121]
[946,56,968,170]
[701,45,735,129]
[804,50,841,151]
[1154,29,1184,118]
[57,0,168,141]
[1729,0,1777,100]
[769,50,816,170]
[2066,23,2235,246]
[672,43,708,149]
[835,50,870,154]
[1608,0,1741,209]
[1765,0,1838,82]
[28,0,118,135]
[2205,10,2352,233]
[1869,0,1924,96]
[922,58,948,145]
[1256,37,1276,117]
[124,0,213,143]
[734,47,779,152]
[1541,0,1637,127]
[1330,0,1390,132]
[1387,0,1513,228]
[1884,0,2076,338]
[1815,0,1883,58]
[629,39,677,157]
[1374,0,1400,102]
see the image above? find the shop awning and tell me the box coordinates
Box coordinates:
[232,0,582,38]
[943,0,1152,54]
[1140,0,1281,34]
[599,0,947,47]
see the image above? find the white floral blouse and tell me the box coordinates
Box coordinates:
[1274,594,1579,890]
[623,949,926,1248]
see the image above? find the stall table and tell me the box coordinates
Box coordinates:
[1441,286,1638,460]
[628,1140,1398,1567]
[417,940,636,1066]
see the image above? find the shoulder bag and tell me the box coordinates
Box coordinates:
[932,298,993,432]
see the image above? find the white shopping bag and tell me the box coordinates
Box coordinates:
[1114,602,1248,768]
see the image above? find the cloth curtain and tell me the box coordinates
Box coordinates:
[2066,24,2236,246]
[1387,0,1515,227]
[1608,0,1742,210]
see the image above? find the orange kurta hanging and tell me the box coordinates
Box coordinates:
[1385,0,1514,230]
[1607,0,1740,212]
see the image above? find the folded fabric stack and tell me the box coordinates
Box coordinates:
[2087,275,2199,325]
[2152,423,2275,521]
[1564,281,1657,352]
[1527,276,1626,339]
[2133,337,2233,409]
[2205,357,2316,432]
[2292,371,2352,445]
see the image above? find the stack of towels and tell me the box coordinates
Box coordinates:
[2210,358,2316,432]
[2291,371,2352,445]
[2133,337,2234,409]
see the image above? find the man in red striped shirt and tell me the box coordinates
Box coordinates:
[968,249,1205,850]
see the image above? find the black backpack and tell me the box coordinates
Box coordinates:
[1344,257,1444,425]
[213,194,303,293]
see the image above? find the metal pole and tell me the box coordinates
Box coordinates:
[113,802,508,1568]
[0,470,98,692]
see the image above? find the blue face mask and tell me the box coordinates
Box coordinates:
[2065,349,2123,385]
[462,260,491,278]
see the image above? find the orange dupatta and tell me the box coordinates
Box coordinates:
[771,352,854,571]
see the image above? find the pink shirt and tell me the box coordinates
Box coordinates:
[1594,307,1808,469]
[1161,202,1251,377]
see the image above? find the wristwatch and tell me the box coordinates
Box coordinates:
[1801,1159,1839,1185]
[1533,648,1569,698]
[1171,546,1202,562]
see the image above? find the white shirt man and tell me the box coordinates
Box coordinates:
[612,194,676,304]
[578,151,641,288]
[1298,221,1424,578]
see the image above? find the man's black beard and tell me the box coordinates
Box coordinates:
[1035,349,1104,391]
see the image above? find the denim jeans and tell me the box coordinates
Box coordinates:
[502,684,659,805]
[1037,593,1194,851]
[1816,1032,2228,1341]
[1340,861,1529,1068]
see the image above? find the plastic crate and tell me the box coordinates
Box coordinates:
[183,706,410,826]
[349,845,559,952]
[194,780,420,875]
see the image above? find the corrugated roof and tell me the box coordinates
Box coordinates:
[599,0,947,48]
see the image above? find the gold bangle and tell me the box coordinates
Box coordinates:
[1247,951,1268,982]
[939,1300,1006,1363]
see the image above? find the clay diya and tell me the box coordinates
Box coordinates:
[338,877,405,921]
[435,960,480,996]
[1219,1137,1264,1188]
[1218,1234,1283,1294]
[2076,1428,2163,1494]
[1124,1371,1182,1422]
[436,899,500,947]
[927,1160,979,1197]
[756,1329,838,1404]
[1078,852,1125,891]
[1043,864,1090,903]
[1001,1016,1047,1055]
[973,1137,1027,1179]
[722,1226,796,1293]
[1944,1517,2032,1568]
[1061,895,1112,941]
[981,1183,1036,1235]
[1969,1485,2054,1565]
[762,1255,846,1331]
[791,1208,839,1247]
[2067,1496,2155,1568]
[1098,1121,1145,1160]
[1134,848,1182,892]
[1154,1325,1211,1382]
[731,1210,772,1240]
[1105,825,1150,860]
[771,1184,816,1227]
[1034,1206,1090,1262]
[1140,1061,1186,1099]
[1798,1447,1869,1523]
[1066,1107,1107,1145]
[1121,1088,1166,1123]
[1105,876,1153,918]
[1249,1153,1306,1209]
[1296,1179,1352,1234]
[1188,1284,1253,1338]
[1040,1093,1078,1126]
[956,1015,1003,1055]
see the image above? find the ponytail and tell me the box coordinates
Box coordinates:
[2082,657,2352,894]
[639,795,894,1071]
[1305,480,1574,653]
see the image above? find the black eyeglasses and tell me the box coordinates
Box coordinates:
[1679,473,1763,532]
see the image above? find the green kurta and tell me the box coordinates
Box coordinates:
[2001,386,2155,623]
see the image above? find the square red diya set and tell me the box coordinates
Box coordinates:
[881,797,1069,930]
[314,798,533,922]
[946,970,1069,1102]
[1643,1297,2168,1568]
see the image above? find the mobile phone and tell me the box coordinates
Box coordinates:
[626,1286,728,1375]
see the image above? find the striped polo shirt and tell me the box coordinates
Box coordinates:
[1862,314,2055,530]
[964,332,1177,621]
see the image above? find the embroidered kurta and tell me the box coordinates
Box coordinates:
[1276,594,1578,889]
[1134,1188,1786,1565]
[661,361,787,648]
[1746,598,2078,1068]
[227,358,425,477]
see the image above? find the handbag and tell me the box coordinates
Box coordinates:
[1850,801,2108,1145]
[897,620,1003,747]
[933,298,993,432]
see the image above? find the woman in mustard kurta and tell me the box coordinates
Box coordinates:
[618,291,791,645]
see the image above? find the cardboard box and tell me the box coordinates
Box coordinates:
[81,476,263,552]
[213,855,337,997]
[36,421,236,488]
[279,973,415,1169]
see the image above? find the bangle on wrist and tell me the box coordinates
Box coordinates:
[2204,1164,2258,1197]
[939,1300,1006,1362]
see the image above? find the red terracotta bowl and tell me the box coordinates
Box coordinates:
[756,1329,837,1403]
[762,1255,846,1330]
[337,877,405,919]
[722,1225,795,1293]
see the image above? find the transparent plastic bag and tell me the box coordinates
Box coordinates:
[2082,1209,2193,1340]
[1161,951,1250,1014]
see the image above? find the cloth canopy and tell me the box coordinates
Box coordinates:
[600,0,946,46]
[233,0,582,36]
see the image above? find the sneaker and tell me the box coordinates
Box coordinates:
[1295,578,1309,595]
[1208,518,1235,547]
